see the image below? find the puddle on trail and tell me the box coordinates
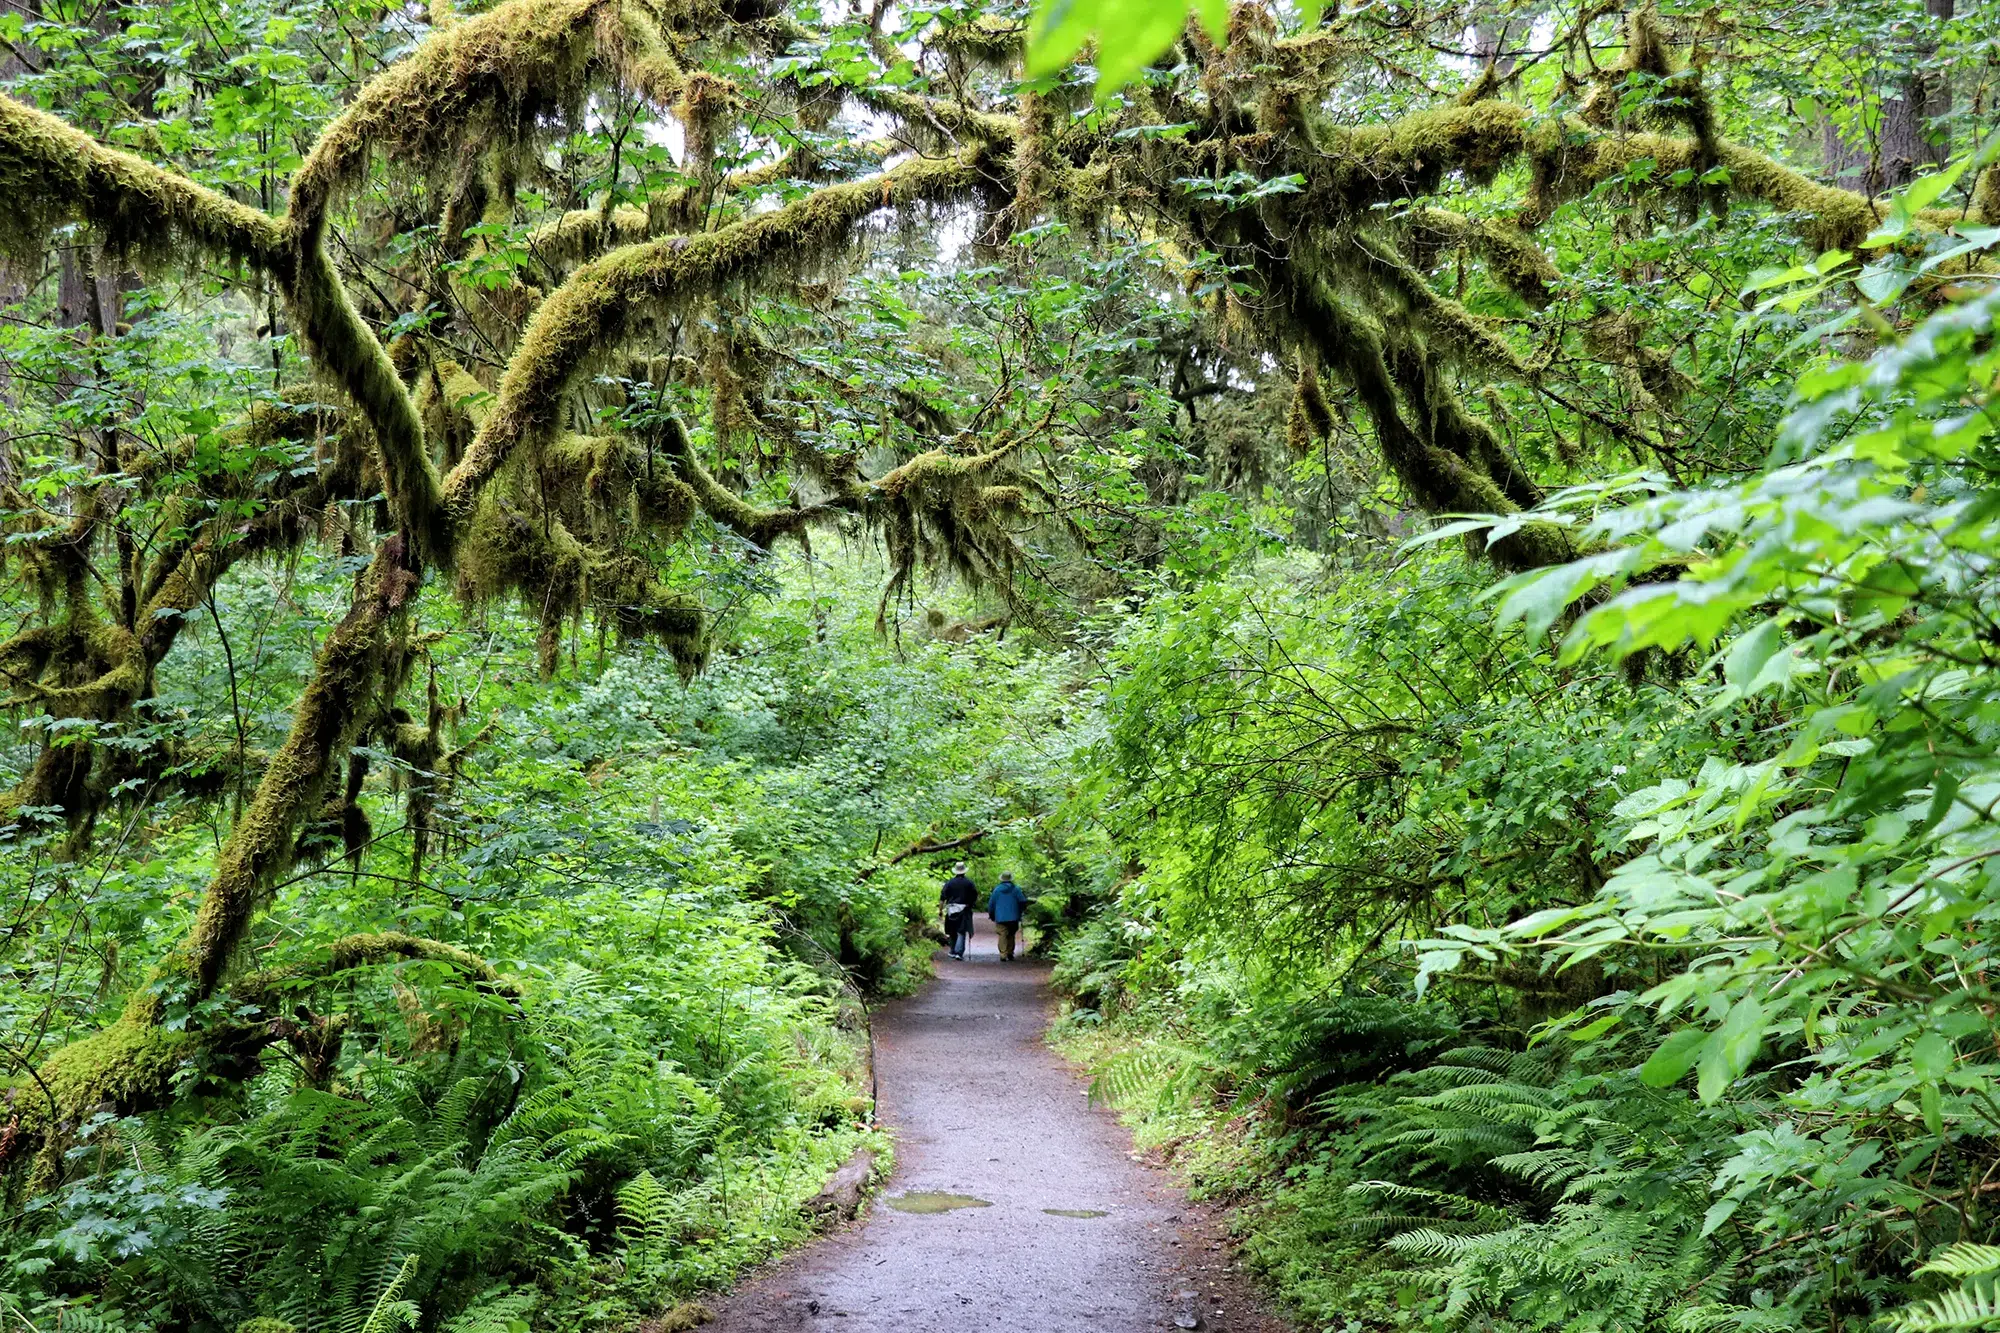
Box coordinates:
[1042,1208,1109,1219]
[886,1192,992,1214]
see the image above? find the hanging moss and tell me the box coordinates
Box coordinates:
[1252,233,1572,571]
[1410,208,1559,307]
[1350,231,1538,383]
[442,148,993,522]
[857,436,1044,632]
[290,0,672,239]
[1620,8,1717,151]
[1284,356,1336,458]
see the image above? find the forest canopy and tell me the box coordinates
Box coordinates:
[2,0,1999,1327]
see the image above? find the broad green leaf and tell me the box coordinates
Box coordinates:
[1697,996,1764,1102]
[1913,1032,1954,1080]
[1027,0,1223,95]
[1640,1026,1708,1088]
[1723,620,1782,690]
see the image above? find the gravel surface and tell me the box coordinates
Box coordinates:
[705,933,1291,1332]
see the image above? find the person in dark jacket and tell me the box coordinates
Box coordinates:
[987,873,1027,962]
[940,863,978,961]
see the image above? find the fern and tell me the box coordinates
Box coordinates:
[438,1287,537,1333]
[1384,1226,1481,1261]
[1920,1245,2000,1279]
[1884,1248,2000,1333]
[1086,1036,1212,1112]
[350,1255,420,1333]
[1887,1278,2000,1333]
[1490,1147,1591,1191]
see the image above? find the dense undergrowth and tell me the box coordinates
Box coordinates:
[1052,254,2000,1331]
[3,551,1080,1330]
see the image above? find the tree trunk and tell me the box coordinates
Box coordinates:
[1877,0,1954,190]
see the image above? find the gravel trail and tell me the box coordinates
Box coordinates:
[706,933,1289,1332]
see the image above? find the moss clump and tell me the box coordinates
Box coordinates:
[28,1017,195,1134]
[525,204,651,267]
[1411,208,1559,307]
[1304,101,1534,215]
[1972,164,1999,226]
[1716,143,1877,251]
[931,14,1023,65]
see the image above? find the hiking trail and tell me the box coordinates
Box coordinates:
[706,932,1289,1331]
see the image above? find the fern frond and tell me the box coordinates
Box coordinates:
[1919,1245,2000,1279]
[438,1287,537,1333]
[1490,1148,1590,1191]
[1887,1277,2000,1333]
[1384,1227,1480,1262]
[354,1255,421,1333]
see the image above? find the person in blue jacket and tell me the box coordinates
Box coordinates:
[987,872,1028,962]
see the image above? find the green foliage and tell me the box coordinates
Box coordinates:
[3,545,1092,1327]
[1052,154,2000,1332]
[8,0,2000,1325]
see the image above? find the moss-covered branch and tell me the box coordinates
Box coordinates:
[144,539,416,1012]
[287,246,448,566]
[0,94,286,270]
[234,931,521,1004]
[656,416,830,547]
[291,0,677,240]
[441,148,994,522]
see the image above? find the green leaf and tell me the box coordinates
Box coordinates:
[1697,996,1764,1102]
[1913,1032,1954,1080]
[1639,1026,1708,1088]
[1495,565,1595,639]
[1027,0,1215,95]
[1700,1197,1741,1238]
[1723,620,1782,690]
[1855,259,1915,305]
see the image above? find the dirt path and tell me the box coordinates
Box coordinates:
[707,933,1289,1332]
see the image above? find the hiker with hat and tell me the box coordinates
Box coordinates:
[939,862,978,961]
